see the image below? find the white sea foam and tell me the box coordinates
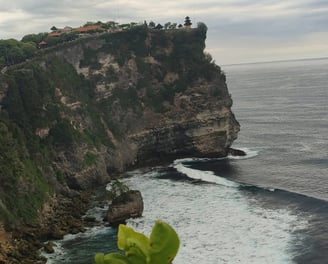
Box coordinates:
[171,147,259,164]
[44,225,110,263]
[298,142,312,152]
[124,167,308,264]
[45,160,308,264]
[173,159,240,188]
[44,206,111,264]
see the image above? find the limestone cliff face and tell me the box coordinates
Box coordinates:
[128,84,239,164]
[48,26,240,168]
[0,24,239,223]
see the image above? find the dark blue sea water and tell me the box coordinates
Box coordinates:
[45,58,328,263]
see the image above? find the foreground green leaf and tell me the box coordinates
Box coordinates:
[95,221,180,264]
[149,220,180,264]
[118,224,150,263]
[95,252,130,264]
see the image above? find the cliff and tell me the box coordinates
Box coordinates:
[0,24,239,227]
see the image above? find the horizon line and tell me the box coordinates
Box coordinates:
[222,56,328,67]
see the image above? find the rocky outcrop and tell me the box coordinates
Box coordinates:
[0,26,239,193]
[0,191,94,263]
[107,190,144,225]
[0,24,240,255]
[228,148,247,156]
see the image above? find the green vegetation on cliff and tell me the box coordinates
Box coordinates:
[0,39,37,66]
[0,22,236,227]
[0,56,99,224]
[0,121,51,225]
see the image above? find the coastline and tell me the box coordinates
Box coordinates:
[0,150,241,263]
[0,190,96,263]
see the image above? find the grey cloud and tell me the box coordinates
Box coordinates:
[297,0,328,9]
[1,0,327,64]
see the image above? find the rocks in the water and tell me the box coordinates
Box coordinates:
[43,242,56,254]
[83,216,96,222]
[107,190,143,225]
[0,191,93,264]
[48,227,66,240]
[228,148,246,156]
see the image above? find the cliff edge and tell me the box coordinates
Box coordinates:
[0,23,239,227]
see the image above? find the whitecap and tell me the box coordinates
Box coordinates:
[298,142,311,152]
[173,160,240,188]
[123,170,309,264]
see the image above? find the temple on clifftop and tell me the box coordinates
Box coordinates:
[184,16,192,29]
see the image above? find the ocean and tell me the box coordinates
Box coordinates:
[45,58,328,264]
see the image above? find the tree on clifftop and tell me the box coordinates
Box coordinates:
[149,21,155,29]
[197,22,208,36]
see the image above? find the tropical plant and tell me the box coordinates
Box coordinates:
[164,22,171,30]
[107,180,130,202]
[148,21,155,29]
[0,39,37,65]
[95,220,180,264]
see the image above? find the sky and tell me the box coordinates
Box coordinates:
[1,0,328,65]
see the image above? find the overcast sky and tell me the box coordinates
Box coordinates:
[1,0,327,65]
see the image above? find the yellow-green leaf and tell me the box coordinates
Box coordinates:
[117,224,150,262]
[149,220,180,264]
[95,253,105,264]
[103,253,130,264]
